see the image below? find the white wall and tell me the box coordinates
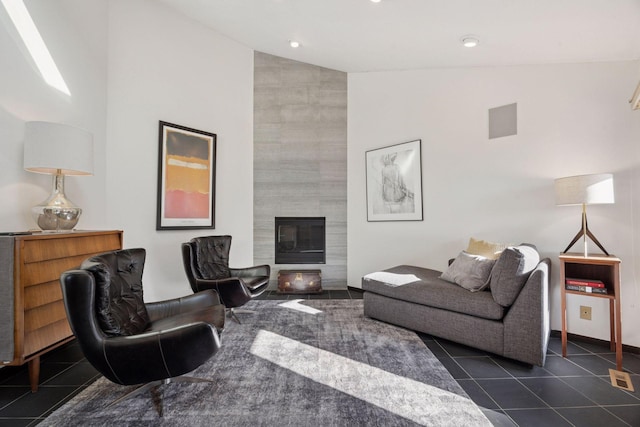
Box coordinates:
[0,0,108,230]
[4,0,640,348]
[106,0,254,301]
[0,0,254,303]
[348,61,640,347]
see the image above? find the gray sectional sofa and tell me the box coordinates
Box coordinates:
[362,245,550,366]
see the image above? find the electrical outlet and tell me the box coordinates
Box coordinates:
[580,305,592,320]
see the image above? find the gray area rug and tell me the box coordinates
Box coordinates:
[42,299,490,426]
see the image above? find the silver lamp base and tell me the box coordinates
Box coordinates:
[32,206,81,231]
[32,172,82,231]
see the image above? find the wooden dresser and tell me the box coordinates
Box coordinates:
[0,230,123,391]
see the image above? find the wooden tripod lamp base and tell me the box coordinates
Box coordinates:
[555,174,614,257]
[562,204,610,257]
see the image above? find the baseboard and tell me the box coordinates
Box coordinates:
[550,330,640,355]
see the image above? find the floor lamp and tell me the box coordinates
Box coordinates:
[554,173,614,257]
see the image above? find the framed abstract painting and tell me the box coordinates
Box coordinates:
[156,121,216,230]
[365,139,423,221]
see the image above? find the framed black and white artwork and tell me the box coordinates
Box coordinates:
[365,139,423,222]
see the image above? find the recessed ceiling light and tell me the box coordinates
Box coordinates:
[461,36,479,48]
[289,40,300,48]
[370,0,382,3]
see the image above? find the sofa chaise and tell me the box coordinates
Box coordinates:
[362,243,550,366]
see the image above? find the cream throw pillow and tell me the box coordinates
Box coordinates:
[466,237,508,260]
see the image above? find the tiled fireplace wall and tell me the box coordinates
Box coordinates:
[253,52,348,289]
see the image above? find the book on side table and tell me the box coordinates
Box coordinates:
[565,277,608,294]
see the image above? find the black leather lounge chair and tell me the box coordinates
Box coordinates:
[182,235,270,323]
[60,248,225,415]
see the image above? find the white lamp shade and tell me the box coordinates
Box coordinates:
[23,121,94,175]
[554,173,614,206]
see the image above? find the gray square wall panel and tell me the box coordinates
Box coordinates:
[489,103,517,139]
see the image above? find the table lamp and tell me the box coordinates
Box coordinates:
[554,173,614,256]
[23,121,94,231]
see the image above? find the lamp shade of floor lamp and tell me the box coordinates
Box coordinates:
[23,121,94,231]
[554,173,614,257]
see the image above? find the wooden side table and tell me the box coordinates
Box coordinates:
[559,253,622,370]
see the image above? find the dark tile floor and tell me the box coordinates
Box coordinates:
[420,330,640,427]
[0,288,638,426]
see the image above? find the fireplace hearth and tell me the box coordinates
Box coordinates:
[275,217,325,264]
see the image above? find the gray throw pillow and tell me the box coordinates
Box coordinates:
[490,244,540,307]
[440,251,496,292]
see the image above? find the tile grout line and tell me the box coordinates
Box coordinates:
[448,339,635,426]
[547,355,636,426]
[512,374,587,427]
[431,338,519,426]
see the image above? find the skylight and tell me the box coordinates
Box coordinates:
[1,0,71,95]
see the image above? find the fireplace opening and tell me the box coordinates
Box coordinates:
[275,217,325,264]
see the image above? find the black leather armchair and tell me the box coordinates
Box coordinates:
[182,235,270,322]
[60,248,225,414]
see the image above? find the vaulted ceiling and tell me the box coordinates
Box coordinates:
[159,0,640,73]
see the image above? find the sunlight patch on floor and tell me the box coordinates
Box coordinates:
[249,329,490,426]
[277,299,323,315]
